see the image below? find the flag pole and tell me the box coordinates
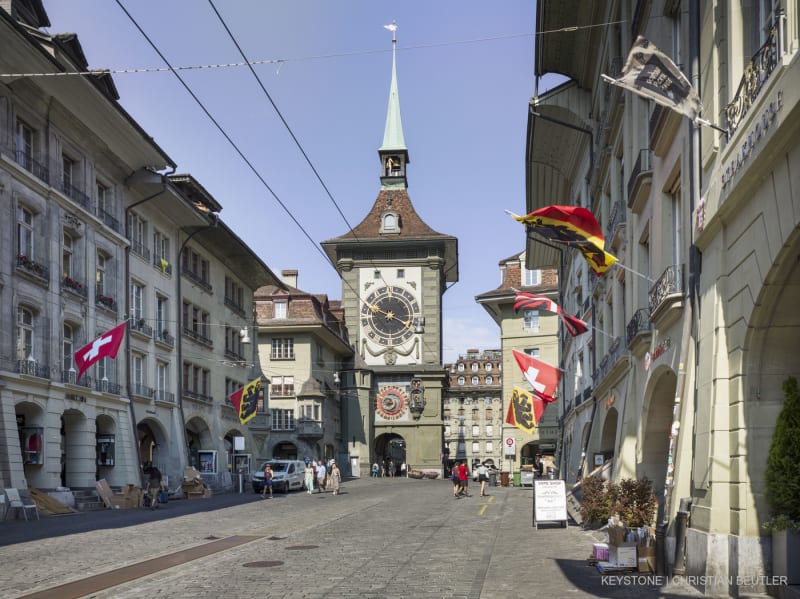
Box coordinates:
[609,260,655,283]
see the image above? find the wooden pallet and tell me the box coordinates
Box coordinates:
[29,487,76,515]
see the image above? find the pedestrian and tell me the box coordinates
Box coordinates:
[401,461,407,477]
[451,465,460,498]
[388,459,394,478]
[371,462,380,478]
[261,463,273,499]
[477,462,489,497]
[331,461,342,495]
[316,459,327,493]
[456,461,471,497]
[304,461,314,494]
[145,463,162,510]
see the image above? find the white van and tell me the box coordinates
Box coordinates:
[251,460,306,493]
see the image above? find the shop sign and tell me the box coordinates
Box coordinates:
[644,337,671,371]
[721,90,783,188]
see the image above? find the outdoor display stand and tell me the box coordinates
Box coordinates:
[533,479,568,529]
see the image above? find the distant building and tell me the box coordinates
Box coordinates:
[443,349,503,474]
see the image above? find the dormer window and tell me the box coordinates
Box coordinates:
[380,211,401,234]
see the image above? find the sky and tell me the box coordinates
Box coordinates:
[40,0,549,364]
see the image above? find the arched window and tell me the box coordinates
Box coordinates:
[380,211,400,234]
[457,376,465,386]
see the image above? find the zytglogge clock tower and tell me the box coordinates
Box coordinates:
[321,24,458,477]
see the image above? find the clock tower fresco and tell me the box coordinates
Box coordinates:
[320,26,458,476]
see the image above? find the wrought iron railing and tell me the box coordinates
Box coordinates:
[154,390,175,403]
[17,359,50,378]
[592,336,625,385]
[184,389,213,403]
[153,256,172,275]
[607,200,626,239]
[183,327,213,347]
[16,254,48,280]
[95,289,117,312]
[627,148,652,199]
[648,265,684,315]
[725,27,778,136]
[60,181,91,210]
[182,269,212,293]
[14,150,49,183]
[130,239,150,261]
[96,207,122,233]
[224,296,246,317]
[132,384,154,398]
[130,319,153,337]
[626,308,652,346]
[61,369,90,388]
[95,379,121,394]
[155,329,175,346]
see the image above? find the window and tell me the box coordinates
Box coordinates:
[131,282,145,321]
[97,181,110,213]
[96,251,107,294]
[486,441,494,453]
[271,338,294,359]
[97,356,115,383]
[153,230,170,268]
[397,268,404,279]
[373,270,381,280]
[486,375,493,385]
[271,376,295,397]
[471,363,478,372]
[15,119,35,165]
[62,232,73,279]
[523,309,540,332]
[274,301,287,319]
[472,424,479,436]
[457,376,465,386]
[62,155,75,193]
[271,409,295,430]
[17,306,34,361]
[523,268,541,286]
[225,276,244,311]
[156,295,168,333]
[457,363,465,372]
[486,409,493,420]
[156,361,169,395]
[472,442,480,453]
[471,376,479,385]
[63,323,75,373]
[131,353,145,386]
[381,212,399,233]
[485,363,492,372]
[182,247,210,286]
[128,213,149,259]
[17,206,34,258]
[486,425,493,436]
[444,425,451,437]
[525,348,540,358]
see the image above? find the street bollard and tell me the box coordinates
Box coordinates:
[655,522,666,576]
[238,471,244,494]
[673,498,692,575]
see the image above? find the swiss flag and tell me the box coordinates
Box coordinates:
[74,321,127,381]
[512,349,563,403]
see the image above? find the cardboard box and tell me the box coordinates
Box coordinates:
[592,543,610,562]
[610,545,637,568]
[607,523,626,546]
[95,479,141,509]
[637,545,656,572]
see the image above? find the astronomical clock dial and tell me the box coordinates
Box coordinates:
[376,386,408,420]
[360,285,420,346]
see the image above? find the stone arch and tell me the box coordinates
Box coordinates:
[639,364,677,518]
[138,416,169,469]
[15,399,46,488]
[375,432,405,476]
[598,406,619,459]
[61,408,91,488]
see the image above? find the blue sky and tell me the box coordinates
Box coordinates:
[41,0,547,363]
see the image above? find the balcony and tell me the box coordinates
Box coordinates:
[130,239,150,261]
[224,296,246,318]
[182,269,212,293]
[183,327,213,347]
[129,319,153,339]
[725,27,778,137]
[184,389,213,403]
[607,200,626,248]
[14,150,49,183]
[132,384,154,398]
[95,291,117,313]
[16,358,50,378]
[16,254,49,283]
[648,264,684,328]
[155,329,175,347]
[96,206,122,234]
[296,419,324,439]
[626,307,652,353]
[61,369,90,388]
[95,378,121,394]
[60,180,91,211]
[627,148,652,214]
[153,256,172,275]
[592,336,629,390]
[154,390,175,404]
[62,276,88,299]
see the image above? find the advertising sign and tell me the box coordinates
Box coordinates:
[534,479,568,529]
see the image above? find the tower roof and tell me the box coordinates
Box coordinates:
[379,24,407,154]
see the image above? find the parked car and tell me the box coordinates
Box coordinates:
[251,460,305,493]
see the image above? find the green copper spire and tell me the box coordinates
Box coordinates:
[379,22,409,189]
[380,23,407,152]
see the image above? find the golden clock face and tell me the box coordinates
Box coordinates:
[361,286,420,345]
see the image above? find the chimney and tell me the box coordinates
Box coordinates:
[281,269,298,288]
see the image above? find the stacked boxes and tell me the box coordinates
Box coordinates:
[95,479,141,509]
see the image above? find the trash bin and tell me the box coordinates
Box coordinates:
[500,472,510,487]
[513,472,521,487]
[489,470,497,487]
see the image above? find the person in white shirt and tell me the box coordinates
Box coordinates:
[316,460,327,493]
[477,462,489,497]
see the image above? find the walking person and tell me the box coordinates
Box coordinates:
[371,462,380,478]
[456,461,471,498]
[477,462,489,497]
[451,465,460,498]
[304,461,314,495]
[316,459,327,493]
[331,462,342,495]
[145,463,162,510]
[261,463,274,499]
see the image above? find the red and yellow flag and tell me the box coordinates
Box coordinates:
[229,378,262,425]
[511,205,618,275]
[505,386,547,434]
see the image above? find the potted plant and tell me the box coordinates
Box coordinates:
[764,376,800,583]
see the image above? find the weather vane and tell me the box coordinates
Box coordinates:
[384,21,397,42]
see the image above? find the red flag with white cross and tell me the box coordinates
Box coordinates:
[74,321,127,381]
[512,349,563,404]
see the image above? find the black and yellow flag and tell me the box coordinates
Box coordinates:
[229,378,262,425]
[505,386,546,434]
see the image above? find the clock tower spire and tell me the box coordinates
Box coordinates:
[379,22,409,189]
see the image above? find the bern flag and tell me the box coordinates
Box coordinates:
[230,378,262,425]
[505,386,547,434]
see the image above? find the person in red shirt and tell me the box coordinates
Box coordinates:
[456,461,471,498]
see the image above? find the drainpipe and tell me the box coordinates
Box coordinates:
[123,168,172,485]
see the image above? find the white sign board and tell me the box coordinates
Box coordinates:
[504,436,516,456]
[534,479,568,529]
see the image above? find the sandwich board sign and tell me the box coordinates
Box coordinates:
[533,479,568,529]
